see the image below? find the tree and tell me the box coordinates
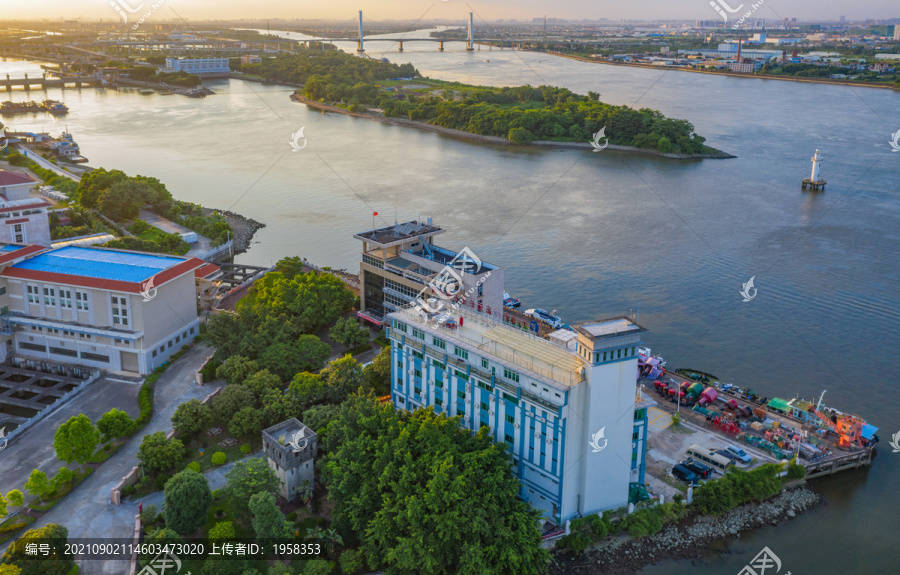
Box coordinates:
[243,369,281,400]
[209,521,235,540]
[322,528,344,559]
[324,393,550,575]
[258,336,330,381]
[363,344,391,396]
[0,523,73,575]
[53,414,100,471]
[6,489,24,509]
[249,491,293,540]
[97,408,134,443]
[171,399,214,434]
[0,565,22,575]
[163,469,212,535]
[225,457,280,518]
[0,493,6,518]
[213,385,257,423]
[52,467,74,490]
[137,432,185,473]
[508,126,535,144]
[76,167,128,208]
[24,469,51,505]
[329,317,370,349]
[216,355,259,385]
[99,179,155,221]
[266,562,292,575]
[229,406,264,437]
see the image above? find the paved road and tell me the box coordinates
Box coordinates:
[138,209,212,257]
[0,345,221,575]
[12,144,80,182]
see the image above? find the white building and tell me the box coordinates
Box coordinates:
[387,306,654,524]
[0,171,52,247]
[163,58,229,75]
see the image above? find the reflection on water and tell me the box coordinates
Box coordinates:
[2,42,899,572]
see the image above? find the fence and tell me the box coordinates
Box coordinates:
[197,240,234,262]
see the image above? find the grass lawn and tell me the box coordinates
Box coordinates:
[88,441,124,463]
[181,432,261,473]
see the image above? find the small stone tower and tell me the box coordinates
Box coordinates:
[262,418,317,502]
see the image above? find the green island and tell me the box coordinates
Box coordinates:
[233,48,725,157]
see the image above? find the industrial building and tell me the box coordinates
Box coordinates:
[354,219,504,327]
[0,245,216,374]
[163,57,230,75]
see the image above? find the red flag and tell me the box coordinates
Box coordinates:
[373,211,378,216]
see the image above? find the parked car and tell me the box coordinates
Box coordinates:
[725,444,752,464]
[671,464,700,485]
[524,308,562,328]
[716,449,740,463]
[680,458,713,479]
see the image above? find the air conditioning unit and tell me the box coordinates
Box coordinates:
[489,409,494,416]
[514,422,520,429]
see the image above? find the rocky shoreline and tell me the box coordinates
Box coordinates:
[548,485,822,575]
[198,207,266,256]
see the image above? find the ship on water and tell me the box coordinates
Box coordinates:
[0,100,69,115]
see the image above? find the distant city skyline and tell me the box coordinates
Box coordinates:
[1,0,897,23]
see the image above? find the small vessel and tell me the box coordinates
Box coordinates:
[138,89,156,95]
[1,100,42,114]
[503,292,521,308]
[41,99,69,115]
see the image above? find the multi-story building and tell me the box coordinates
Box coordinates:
[0,245,213,374]
[163,57,229,75]
[354,219,504,327]
[262,418,318,502]
[386,304,654,525]
[0,171,52,247]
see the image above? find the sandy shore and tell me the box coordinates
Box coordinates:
[290,94,734,159]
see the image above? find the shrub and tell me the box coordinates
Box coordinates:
[208,521,235,540]
[303,560,333,575]
[53,467,75,489]
[211,489,223,500]
[134,383,154,429]
[187,462,201,473]
[787,462,806,480]
[240,444,251,455]
[155,474,170,491]
[339,549,364,573]
[286,511,297,521]
[140,504,158,524]
[120,484,136,497]
[211,452,227,466]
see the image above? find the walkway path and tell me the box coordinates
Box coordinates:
[0,345,221,575]
[139,209,212,257]
[12,144,80,182]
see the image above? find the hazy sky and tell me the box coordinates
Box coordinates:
[2,0,896,22]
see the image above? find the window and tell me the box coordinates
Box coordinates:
[481,357,489,369]
[632,452,638,462]
[111,296,128,326]
[480,402,488,411]
[503,367,520,383]
[0,286,5,296]
[435,399,443,406]
[397,360,402,368]
[168,341,173,348]
[159,346,165,353]
[78,333,91,339]
[453,369,469,381]
[414,369,421,377]
[506,414,515,424]
[175,335,181,343]
[504,434,514,444]
[414,387,422,396]
[457,390,466,400]
[435,379,443,389]
[81,352,110,363]
[0,305,7,315]
[603,352,607,361]
[26,285,38,304]
[183,331,188,339]
[432,337,446,350]
[190,327,195,334]
[396,378,403,388]
[633,431,639,441]
[397,396,405,404]
[43,287,56,306]
[76,291,90,311]
[634,408,646,421]
[19,342,46,352]
[59,289,73,309]
[13,223,25,243]
[413,351,423,360]
[49,346,77,358]
[392,320,407,333]
[503,392,519,405]
[412,328,425,339]
[618,349,622,359]
[631,346,636,356]
[454,346,468,360]
[152,350,158,357]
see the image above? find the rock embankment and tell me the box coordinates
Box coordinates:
[198,207,265,256]
[549,486,821,575]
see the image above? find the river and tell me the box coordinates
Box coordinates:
[1,26,898,573]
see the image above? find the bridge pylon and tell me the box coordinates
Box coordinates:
[466,12,475,51]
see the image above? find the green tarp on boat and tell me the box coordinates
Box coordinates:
[767,398,791,412]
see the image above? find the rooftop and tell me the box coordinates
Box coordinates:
[576,318,646,340]
[391,305,585,388]
[0,171,37,187]
[9,246,186,283]
[354,219,444,247]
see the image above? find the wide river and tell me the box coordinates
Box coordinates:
[2,26,898,572]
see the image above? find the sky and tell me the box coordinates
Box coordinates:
[1,0,896,23]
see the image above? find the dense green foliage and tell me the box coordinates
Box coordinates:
[1,524,73,575]
[224,458,280,520]
[96,409,134,443]
[77,169,173,219]
[234,47,416,87]
[329,317,370,349]
[175,202,234,246]
[125,65,202,87]
[3,150,78,195]
[324,393,550,575]
[103,234,190,255]
[171,399,214,434]
[137,432,185,474]
[249,491,293,540]
[693,464,783,515]
[163,469,212,535]
[558,501,687,553]
[205,260,354,377]
[24,470,50,505]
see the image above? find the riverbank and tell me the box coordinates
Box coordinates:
[197,206,265,255]
[547,51,900,91]
[290,94,734,159]
[548,485,822,575]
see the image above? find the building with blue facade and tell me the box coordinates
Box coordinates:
[386,305,655,525]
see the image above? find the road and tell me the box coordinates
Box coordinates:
[0,345,221,575]
[139,209,212,258]
[12,143,80,182]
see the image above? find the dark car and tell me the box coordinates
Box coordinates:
[716,449,741,463]
[671,464,699,485]
[680,458,713,479]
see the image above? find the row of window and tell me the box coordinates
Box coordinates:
[19,341,109,363]
[579,345,638,363]
[26,285,91,311]
[150,328,194,358]
[30,326,91,339]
